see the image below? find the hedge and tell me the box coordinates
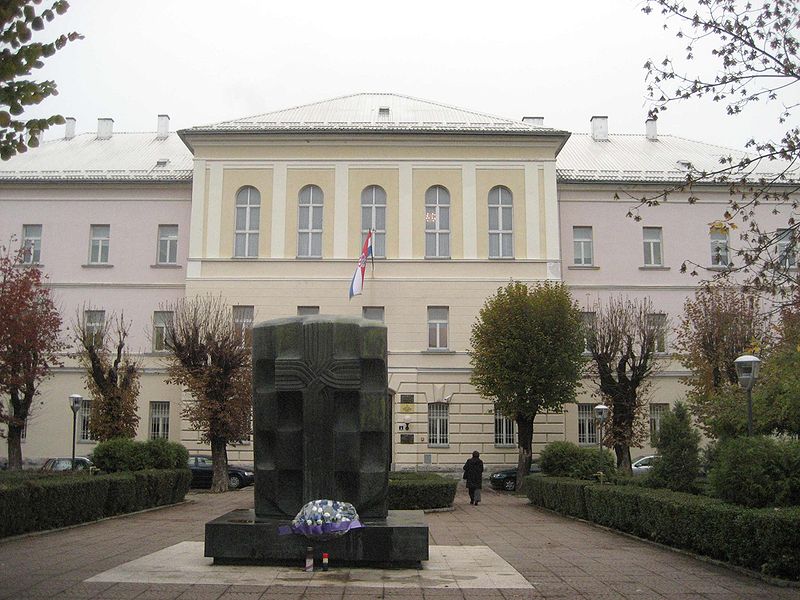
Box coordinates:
[0,468,191,538]
[524,475,800,580]
[387,472,457,509]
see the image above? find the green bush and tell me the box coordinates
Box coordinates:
[523,475,590,518]
[709,436,800,507]
[540,441,615,479]
[647,402,701,493]
[387,472,457,509]
[92,437,189,473]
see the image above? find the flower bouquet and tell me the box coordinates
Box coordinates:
[279,499,363,540]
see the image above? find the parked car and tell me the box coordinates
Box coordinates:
[631,455,659,476]
[489,462,542,491]
[40,457,95,472]
[187,455,254,489]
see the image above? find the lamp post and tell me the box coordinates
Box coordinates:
[68,394,83,470]
[594,403,609,452]
[734,355,761,436]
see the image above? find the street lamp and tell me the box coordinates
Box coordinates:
[68,394,83,470]
[734,355,761,436]
[594,403,609,451]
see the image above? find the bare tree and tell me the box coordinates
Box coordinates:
[584,296,668,473]
[74,309,140,441]
[163,295,251,493]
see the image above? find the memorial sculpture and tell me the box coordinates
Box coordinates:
[204,315,429,566]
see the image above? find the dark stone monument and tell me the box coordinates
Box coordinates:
[204,316,429,567]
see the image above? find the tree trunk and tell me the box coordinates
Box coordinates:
[515,415,534,491]
[210,436,229,493]
[614,443,632,474]
[7,424,23,471]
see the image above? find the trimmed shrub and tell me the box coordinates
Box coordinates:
[647,402,701,493]
[387,472,457,509]
[540,441,615,479]
[709,436,800,507]
[92,437,189,473]
[143,438,189,470]
[523,475,589,518]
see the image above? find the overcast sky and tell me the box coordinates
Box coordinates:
[27,0,791,150]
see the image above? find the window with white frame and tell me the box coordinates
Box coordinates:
[494,412,515,446]
[361,185,386,258]
[488,186,513,258]
[297,306,319,316]
[149,401,170,440]
[89,224,110,264]
[152,311,173,352]
[22,224,42,264]
[710,229,729,266]
[84,310,105,347]
[362,306,384,322]
[232,305,254,338]
[777,228,797,268]
[581,311,596,354]
[573,226,593,266]
[79,398,92,441]
[298,184,323,257]
[427,306,449,349]
[577,403,598,445]
[234,186,260,258]
[646,313,667,353]
[428,402,449,446]
[649,403,669,442]
[643,227,663,266]
[157,224,178,265]
[425,185,450,258]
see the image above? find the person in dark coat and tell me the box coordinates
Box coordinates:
[463,450,484,505]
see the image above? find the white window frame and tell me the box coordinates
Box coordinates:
[425,186,450,259]
[79,398,92,442]
[361,185,386,258]
[234,186,260,258]
[710,229,729,266]
[577,403,598,445]
[297,306,320,316]
[581,311,595,354]
[488,186,513,258]
[427,306,449,350]
[646,313,667,354]
[298,185,323,258]
[152,311,173,352]
[149,401,170,440]
[643,227,663,266]
[157,224,179,265]
[362,306,385,322]
[428,402,449,446]
[22,224,42,264]
[573,226,593,266]
[89,224,110,264]
[232,305,254,336]
[494,412,515,446]
[777,228,797,269]
[649,403,669,442]
[84,310,105,347]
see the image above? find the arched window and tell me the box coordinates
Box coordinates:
[234,186,260,257]
[298,185,324,258]
[361,185,386,258]
[488,185,513,258]
[425,185,450,258]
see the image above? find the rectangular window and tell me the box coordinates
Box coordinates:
[362,306,384,322]
[577,403,598,445]
[777,228,797,269]
[22,224,42,264]
[428,402,449,446]
[89,224,110,264]
[157,225,178,265]
[400,433,414,444]
[427,306,449,349]
[646,313,667,353]
[297,306,319,316]
[649,403,669,442]
[710,229,729,266]
[152,311,173,352]
[79,399,92,441]
[84,310,105,346]
[573,226,593,266]
[494,413,515,446]
[580,311,595,354]
[149,401,170,440]
[400,394,415,404]
[643,227,663,266]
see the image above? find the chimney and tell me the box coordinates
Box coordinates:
[646,118,658,141]
[522,116,544,126]
[64,117,76,140]
[590,116,608,141]
[97,118,113,140]
[157,114,170,139]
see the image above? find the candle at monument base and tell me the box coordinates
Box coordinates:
[305,546,314,572]
[322,552,329,571]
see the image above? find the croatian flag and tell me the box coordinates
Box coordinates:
[349,230,374,299]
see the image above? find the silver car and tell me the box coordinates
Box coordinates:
[631,455,658,476]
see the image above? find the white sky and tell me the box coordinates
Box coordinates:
[26,0,792,150]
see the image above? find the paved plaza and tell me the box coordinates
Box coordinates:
[0,484,796,599]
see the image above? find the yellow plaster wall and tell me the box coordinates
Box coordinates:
[284,168,335,258]
[220,168,273,257]
[347,169,400,258]
[411,169,463,259]
[475,168,527,259]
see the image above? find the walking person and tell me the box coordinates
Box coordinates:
[463,450,484,505]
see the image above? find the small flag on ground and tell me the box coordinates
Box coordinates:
[349,230,374,299]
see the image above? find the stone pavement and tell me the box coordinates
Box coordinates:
[0,483,796,599]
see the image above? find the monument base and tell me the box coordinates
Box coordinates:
[205,509,429,568]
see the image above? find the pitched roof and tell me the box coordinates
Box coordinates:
[557,133,798,184]
[182,92,568,136]
[0,132,193,183]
